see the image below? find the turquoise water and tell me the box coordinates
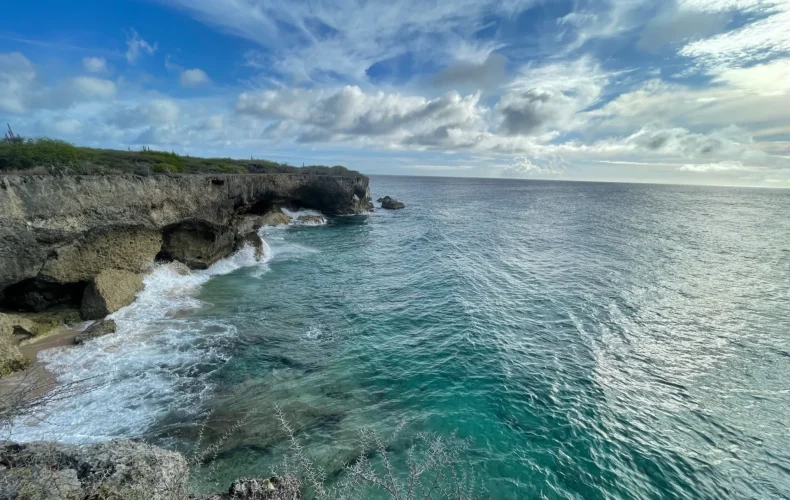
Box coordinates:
[12,177,790,498]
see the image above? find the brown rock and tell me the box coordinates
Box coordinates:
[259,211,291,227]
[74,319,117,345]
[160,219,235,270]
[296,215,326,225]
[81,269,144,320]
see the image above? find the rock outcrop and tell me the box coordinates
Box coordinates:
[0,173,372,318]
[296,215,326,225]
[380,196,405,210]
[81,269,144,320]
[259,211,291,227]
[0,440,189,500]
[0,311,81,374]
[74,319,117,345]
[159,219,236,270]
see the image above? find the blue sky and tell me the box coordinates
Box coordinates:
[1,0,789,186]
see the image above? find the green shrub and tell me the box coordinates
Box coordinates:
[0,138,86,171]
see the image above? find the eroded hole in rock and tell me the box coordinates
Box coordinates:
[0,279,88,313]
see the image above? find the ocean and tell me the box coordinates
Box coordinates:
[9,176,790,499]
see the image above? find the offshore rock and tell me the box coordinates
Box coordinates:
[81,269,144,320]
[296,214,326,225]
[0,173,372,293]
[259,211,291,227]
[0,440,188,500]
[380,196,406,210]
[74,319,117,345]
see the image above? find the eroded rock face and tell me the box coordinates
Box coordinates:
[160,219,236,270]
[38,226,161,284]
[0,174,372,311]
[81,269,144,320]
[0,440,188,500]
[74,319,117,345]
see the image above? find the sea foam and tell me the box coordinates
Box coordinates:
[7,239,271,444]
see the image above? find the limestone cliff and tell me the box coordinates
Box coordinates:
[0,173,372,310]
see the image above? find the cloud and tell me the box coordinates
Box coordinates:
[678,160,751,172]
[179,68,210,87]
[125,29,157,64]
[156,0,537,83]
[109,99,181,128]
[82,57,109,73]
[679,1,790,71]
[0,53,116,113]
[432,53,507,91]
[637,6,730,52]
[497,58,606,136]
[501,155,566,178]
[0,52,35,113]
[237,85,487,148]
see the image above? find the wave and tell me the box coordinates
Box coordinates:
[7,241,271,444]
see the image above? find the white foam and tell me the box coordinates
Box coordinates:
[7,242,272,444]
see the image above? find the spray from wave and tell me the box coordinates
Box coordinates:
[8,237,273,443]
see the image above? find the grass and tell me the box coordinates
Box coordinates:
[0,131,360,177]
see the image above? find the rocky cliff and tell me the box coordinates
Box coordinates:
[0,173,372,312]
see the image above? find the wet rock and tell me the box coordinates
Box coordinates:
[74,319,117,345]
[81,269,144,320]
[296,215,326,225]
[234,231,265,260]
[160,219,236,270]
[259,211,291,227]
[380,196,405,210]
[0,440,188,500]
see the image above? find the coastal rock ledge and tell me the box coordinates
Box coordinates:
[0,173,373,336]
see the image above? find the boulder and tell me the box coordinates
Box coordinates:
[81,269,144,320]
[160,219,236,270]
[0,467,81,500]
[74,319,117,345]
[234,232,265,260]
[380,196,405,210]
[296,215,326,225]
[259,211,291,227]
[0,440,189,500]
[0,334,30,376]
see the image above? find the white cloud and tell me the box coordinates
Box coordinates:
[237,85,488,147]
[109,99,181,128]
[0,52,35,113]
[82,57,108,73]
[125,29,157,64]
[497,58,606,136]
[156,0,537,82]
[679,2,790,71]
[179,68,211,87]
[501,155,566,177]
[678,160,751,172]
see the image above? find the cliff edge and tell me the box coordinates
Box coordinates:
[0,173,372,316]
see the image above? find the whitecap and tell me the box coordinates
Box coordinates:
[7,242,272,444]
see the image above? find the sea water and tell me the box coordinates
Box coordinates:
[10,177,790,499]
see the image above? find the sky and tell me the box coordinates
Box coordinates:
[1,0,789,186]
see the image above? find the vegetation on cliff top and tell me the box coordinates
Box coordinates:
[0,126,360,176]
